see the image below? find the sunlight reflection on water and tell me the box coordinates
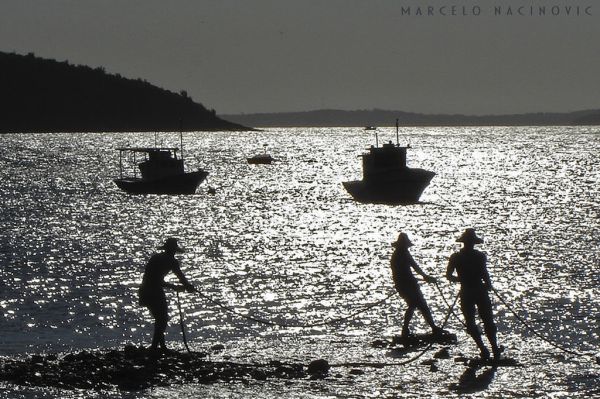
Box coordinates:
[0,127,598,398]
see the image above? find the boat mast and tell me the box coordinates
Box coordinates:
[119,150,123,179]
[180,131,184,161]
[179,119,184,161]
[396,118,399,147]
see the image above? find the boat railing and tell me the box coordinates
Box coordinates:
[116,148,181,180]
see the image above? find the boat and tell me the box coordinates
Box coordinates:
[343,119,435,204]
[114,133,208,194]
[247,153,274,164]
[247,144,274,164]
[364,126,377,131]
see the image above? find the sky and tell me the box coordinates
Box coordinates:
[1,0,599,115]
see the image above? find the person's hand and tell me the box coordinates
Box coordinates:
[185,284,197,293]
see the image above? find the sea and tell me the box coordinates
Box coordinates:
[0,126,598,398]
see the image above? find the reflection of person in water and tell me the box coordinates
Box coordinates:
[446,228,501,360]
[390,232,443,337]
[139,238,196,352]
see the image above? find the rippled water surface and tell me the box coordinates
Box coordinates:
[0,127,598,398]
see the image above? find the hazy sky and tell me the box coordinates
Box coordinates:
[1,0,599,115]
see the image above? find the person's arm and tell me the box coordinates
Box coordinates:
[409,252,437,283]
[162,281,182,290]
[481,253,492,290]
[446,254,459,283]
[171,260,196,292]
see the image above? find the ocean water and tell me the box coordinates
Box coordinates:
[0,126,598,398]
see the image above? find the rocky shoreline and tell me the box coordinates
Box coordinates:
[0,345,317,392]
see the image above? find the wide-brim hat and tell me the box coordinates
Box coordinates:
[456,228,483,244]
[158,237,185,253]
[392,232,413,248]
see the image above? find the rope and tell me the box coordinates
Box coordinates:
[194,289,397,328]
[176,291,192,353]
[173,260,595,363]
[433,281,467,329]
[332,289,460,369]
[435,279,592,359]
[490,287,592,358]
[176,283,459,368]
[389,290,459,366]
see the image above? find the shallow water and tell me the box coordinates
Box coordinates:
[0,127,598,398]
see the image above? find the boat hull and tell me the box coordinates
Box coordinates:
[114,170,208,195]
[247,155,274,165]
[343,168,434,204]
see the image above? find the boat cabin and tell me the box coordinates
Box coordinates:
[361,141,408,179]
[117,147,184,180]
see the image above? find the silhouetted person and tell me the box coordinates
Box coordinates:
[390,232,443,337]
[139,237,196,352]
[446,228,501,360]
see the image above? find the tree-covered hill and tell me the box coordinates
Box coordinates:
[0,51,250,133]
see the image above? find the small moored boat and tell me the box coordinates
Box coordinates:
[247,144,274,164]
[247,153,274,165]
[114,145,208,195]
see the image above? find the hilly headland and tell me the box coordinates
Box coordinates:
[222,108,600,128]
[0,51,251,133]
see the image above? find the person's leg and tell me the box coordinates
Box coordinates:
[412,285,442,334]
[402,305,415,336]
[406,284,441,334]
[151,316,168,349]
[477,295,500,358]
[149,299,169,350]
[461,295,489,358]
[416,299,442,333]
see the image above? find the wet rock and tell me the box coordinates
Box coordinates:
[211,344,225,351]
[429,364,439,372]
[349,368,364,375]
[307,359,329,380]
[0,347,308,391]
[307,359,330,375]
[123,345,148,360]
[392,332,457,347]
[118,379,149,392]
[371,339,388,348]
[434,347,451,359]
[252,370,267,381]
[30,355,44,364]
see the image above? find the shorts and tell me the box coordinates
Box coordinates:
[395,281,427,308]
[139,285,168,319]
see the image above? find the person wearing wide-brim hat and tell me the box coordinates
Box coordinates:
[390,232,444,338]
[139,237,196,353]
[446,228,501,360]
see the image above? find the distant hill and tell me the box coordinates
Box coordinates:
[0,51,251,133]
[222,108,600,128]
